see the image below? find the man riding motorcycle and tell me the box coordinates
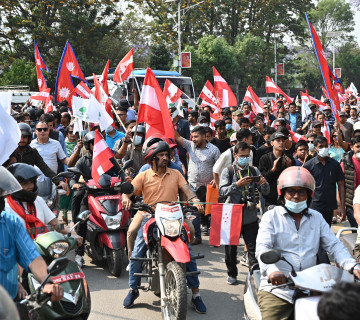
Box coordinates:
[255,166,360,320]
[122,141,207,313]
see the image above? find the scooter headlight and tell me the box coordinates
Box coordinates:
[101,212,122,230]
[48,241,70,258]
[161,219,181,237]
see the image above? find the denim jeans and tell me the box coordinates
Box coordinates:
[129,218,200,290]
[346,206,358,228]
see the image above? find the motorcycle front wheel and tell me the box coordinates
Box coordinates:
[162,262,187,320]
[106,247,124,277]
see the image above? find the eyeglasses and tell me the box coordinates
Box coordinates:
[286,188,308,197]
[36,127,48,132]
[263,107,269,110]
[68,131,73,134]
[118,113,127,117]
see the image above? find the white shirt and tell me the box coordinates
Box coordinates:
[5,196,56,227]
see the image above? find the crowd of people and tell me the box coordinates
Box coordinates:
[2,87,360,319]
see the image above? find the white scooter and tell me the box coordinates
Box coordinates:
[243,249,355,320]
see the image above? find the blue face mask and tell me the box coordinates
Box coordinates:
[237,156,250,167]
[225,124,232,131]
[285,199,307,214]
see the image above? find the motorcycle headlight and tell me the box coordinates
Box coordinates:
[161,219,181,237]
[101,212,122,230]
[48,241,69,258]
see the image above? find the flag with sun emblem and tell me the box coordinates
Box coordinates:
[55,41,87,103]
[34,40,49,92]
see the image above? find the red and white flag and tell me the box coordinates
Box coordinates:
[92,130,114,184]
[34,40,49,92]
[321,86,329,99]
[163,79,184,105]
[30,88,51,102]
[74,82,92,99]
[213,67,237,108]
[209,203,244,246]
[44,95,54,113]
[113,49,134,84]
[138,68,174,140]
[100,60,110,95]
[93,73,114,123]
[265,76,293,104]
[243,86,264,115]
[289,131,307,143]
[323,121,331,144]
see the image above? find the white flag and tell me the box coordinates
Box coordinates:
[0,91,12,114]
[0,104,21,165]
[301,97,312,122]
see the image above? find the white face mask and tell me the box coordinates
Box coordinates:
[133,135,143,146]
[318,147,329,158]
[200,123,209,127]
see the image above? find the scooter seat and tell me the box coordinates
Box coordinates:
[252,270,261,290]
[341,233,357,255]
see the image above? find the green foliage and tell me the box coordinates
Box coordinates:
[336,42,360,89]
[0,59,37,90]
[149,43,171,70]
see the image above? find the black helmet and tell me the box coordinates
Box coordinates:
[8,163,40,202]
[0,166,22,197]
[84,131,96,150]
[143,141,170,163]
[18,123,32,144]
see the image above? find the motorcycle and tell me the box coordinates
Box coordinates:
[37,171,74,218]
[18,258,71,320]
[68,160,133,277]
[26,211,91,319]
[336,227,358,259]
[130,200,204,320]
[243,249,355,320]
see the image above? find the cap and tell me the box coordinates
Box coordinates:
[233,110,243,116]
[230,133,237,142]
[323,105,331,111]
[198,116,208,123]
[339,111,346,117]
[309,103,317,109]
[270,131,288,141]
[221,107,231,114]
[312,120,322,127]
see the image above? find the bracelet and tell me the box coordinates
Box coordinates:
[123,140,130,144]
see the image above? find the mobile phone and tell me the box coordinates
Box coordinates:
[250,176,261,182]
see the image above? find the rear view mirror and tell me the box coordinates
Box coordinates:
[260,249,282,264]
[123,159,134,171]
[78,210,91,221]
[68,167,82,175]
[120,182,134,194]
[47,257,69,276]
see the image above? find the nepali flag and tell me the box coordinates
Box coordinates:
[30,88,51,102]
[209,203,244,246]
[305,13,340,121]
[138,68,174,140]
[289,131,307,143]
[100,60,110,96]
[243,85,264,115]
[163,79,184,106]
[265,76,293,104]
[213,67,237,108]
[55,41,87,103]
[34,40,49,92]
[92,130,114,184]
[113,49,134,84]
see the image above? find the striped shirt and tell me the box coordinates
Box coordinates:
[0,211,40,298]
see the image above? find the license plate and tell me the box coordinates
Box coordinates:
[52,272,85,284]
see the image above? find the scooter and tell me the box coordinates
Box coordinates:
[243,249,355,320]
[26,212,91,319]
[130,200,204,320]
[336,227,358,259]
[68,160,133,277]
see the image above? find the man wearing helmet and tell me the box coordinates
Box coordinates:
[122,141,207,313]
[256,166,360,320]
[0,166,64,302]
[70,131,121,266]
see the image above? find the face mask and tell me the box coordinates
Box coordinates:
[285,199,307,214]
[200,123,208,127]
[133,135,143,146]
[318,147,329,157]
[237,156,250,167]
[106,125,114,133]
[355,152,360,159]
[225,124,232,131]
[308,143,314,152]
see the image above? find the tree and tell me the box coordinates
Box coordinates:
[336,42,360,89]
[149,43,172,70]
[0,59,37,90]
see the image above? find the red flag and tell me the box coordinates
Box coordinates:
[200,81,218,109]
[213,67,237,108]
[138,68,174,140]
[92,130,114,184]
[113,49,134,83]
[93,73,113,122]
[265,76,293,104]
[163,79,184,106]
[306,14,340,122]
[55,41,86,103]
[30,88,51,102]
[100,60,110,95]
[34,40,49,92]
[321,86,329,99]
[323,120,331,144]
[309,95,326,108]
[243,86,264,115]
[289,131,307,143]
[209,203,244,246]
[74,82,92,99]
[44,95,54,113]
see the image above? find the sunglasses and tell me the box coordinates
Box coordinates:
[36,127,48,132]
[286,188,308,197]
[68,131,74,134]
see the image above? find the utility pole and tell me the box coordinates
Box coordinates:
[178,0,181,75]
[274,38,277,84]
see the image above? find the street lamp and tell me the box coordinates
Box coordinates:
[165,0,204,75]
[326,31,344,71]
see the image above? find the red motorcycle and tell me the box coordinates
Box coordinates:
[131,200,204,320]
[68,161,133,277]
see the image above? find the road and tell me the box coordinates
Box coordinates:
[81,235,247,320]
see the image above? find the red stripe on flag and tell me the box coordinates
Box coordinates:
[208,204,222,246]
[229,204,244,246]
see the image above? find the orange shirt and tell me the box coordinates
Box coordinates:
[132,167,187,205]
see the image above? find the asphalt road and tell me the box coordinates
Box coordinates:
[81,235,247,320]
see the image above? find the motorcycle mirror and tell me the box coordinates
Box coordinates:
[47,258,69,276]
[142,213,152,219]
[120,182,134,194]
[56,172,74,179]
[122,159,134,171]
[78,210,91,221]
[68,167,82,175]
[260,249,282,264]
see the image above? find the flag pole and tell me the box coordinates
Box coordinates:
[129,122,138,160]
[181,91,199,109]
[110,105,126,130]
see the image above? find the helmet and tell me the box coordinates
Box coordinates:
[18,123,32,144]
[131,125,146,135]
[143,141,170,163]
[84,131,96,150]
[142,133,166,152]
[277,166,315,196]
[163,137,178,149]
[0,166,22,197]
[7,163,40,202]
